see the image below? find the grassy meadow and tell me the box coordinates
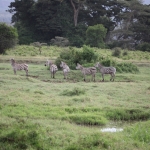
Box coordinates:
[0,45,150,150]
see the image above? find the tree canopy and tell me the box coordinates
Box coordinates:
[7,0,150,49]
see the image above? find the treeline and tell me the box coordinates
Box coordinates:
[7,0,150,50]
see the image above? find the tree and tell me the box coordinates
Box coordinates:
[0,23,18,54]
[69,0,85,26]
[85,24,107,48]
[109,0,150,49]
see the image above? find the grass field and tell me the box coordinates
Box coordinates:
[0,45,150,150]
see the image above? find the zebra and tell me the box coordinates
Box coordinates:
[10,58,28,76]
[76,63,97,81]
[45,59,58,78]
[60,61,70,79]
[95,62,116,81]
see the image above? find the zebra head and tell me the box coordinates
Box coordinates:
[76,63,82,70]
[10,58,15,65]
[60,61,65,68]
[45,59,50,66]
[94,62,100,68]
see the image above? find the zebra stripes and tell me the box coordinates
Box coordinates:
[45,60,58,78]
[76,63,97,81]
[10,58,28,76]
[95,62,116,81]
[60,61,70,79]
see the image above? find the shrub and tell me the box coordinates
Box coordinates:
[106,108,150,121]
[112,47,122,57]
[55,45,98,69]
[122,50,128,56]
[0,121,43,150]
[137,42,150,52]
[116,62,139,73]
[0,23,18,54]
[85,24,107,48]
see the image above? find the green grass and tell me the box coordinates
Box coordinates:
[0,46,150,150]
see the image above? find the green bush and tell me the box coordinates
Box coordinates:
[0,121,44,150]
[85,24,107,48]
[100,58,139,73]
[55,45,97,69]
[116,62,139,73]
[137,42,150,52]
[106,108,150,121]
[112,47,122,57]
[0,23,18,54]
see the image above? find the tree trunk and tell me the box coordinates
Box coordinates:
[70,0,81,26]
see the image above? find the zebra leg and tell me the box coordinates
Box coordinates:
[14,69,16,75]
[83,75,86,81]
[113,74,115,81]
[93,74,96,82]
[102,74,104,82]
[110,74,113,81]
[53,72,55,78]
[63,72,66,79]
[26,69,28,76]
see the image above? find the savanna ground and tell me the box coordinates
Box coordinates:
[0,45,150,150]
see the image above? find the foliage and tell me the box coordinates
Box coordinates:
[61,87,85,96]
[14,22,34,45]
[85,24,107,48]
[55,45,98,69]
[112,47,122,57]
[137,42,150,52]
[106,109,150,121]
[0,23,18,54]
[50,36,69,47]
[0,58,150,149]
[0,121,44,150]
[125,121,150,143]
[100,58,139,73]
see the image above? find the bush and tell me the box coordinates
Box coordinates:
[106,108,150,121]
[112,47,122,57]
[85,24,107,48]
[0,23,18,54]
[55,45,98,69]
[116,62,139,73]
[0,121,43,150]
[137,42,150,52]
[99,58,139,73]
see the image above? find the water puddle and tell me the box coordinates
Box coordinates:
[101,127,123,132]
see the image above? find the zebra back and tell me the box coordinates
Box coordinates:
[60,61,70,72]
[95,62,116,74]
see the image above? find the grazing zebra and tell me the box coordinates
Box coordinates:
[60,61,70,79]
[95,62,116,81]
[10,58,28,76]
[45,59,58,78]
[76,63,97,81]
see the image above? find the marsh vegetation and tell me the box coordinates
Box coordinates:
[0,45,150,150]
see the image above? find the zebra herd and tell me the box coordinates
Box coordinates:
[10,58,116,82]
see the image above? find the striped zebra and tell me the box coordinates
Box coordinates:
[60,61,70,79]
[76,63,97,81]
[10,58,28,76]
[45,60,58,78]
[95,62,116,81]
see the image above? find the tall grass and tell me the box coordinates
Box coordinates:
[0,46,150,149]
